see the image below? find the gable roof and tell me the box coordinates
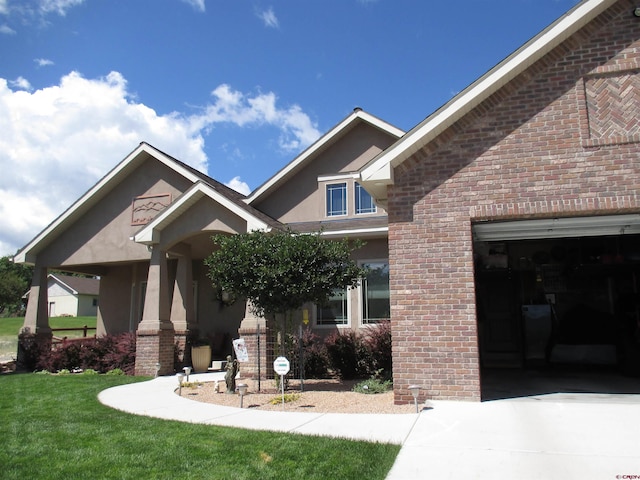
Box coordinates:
[49,274,100,296]
[359,0,619,206]
[133,181,280,245]
[246,108,404,205]
[14,142,276,264]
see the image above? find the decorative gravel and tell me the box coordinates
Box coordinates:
[180,378,417,414]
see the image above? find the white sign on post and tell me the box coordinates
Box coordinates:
[273,356,290,375]
[273,356,290,409]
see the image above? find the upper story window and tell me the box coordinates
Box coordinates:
[355,182,376,214]
[326,183,347,216]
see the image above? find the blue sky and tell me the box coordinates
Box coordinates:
[0,0,579,256]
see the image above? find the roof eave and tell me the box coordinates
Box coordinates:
[360,0,616,193]
[246,108,404,205]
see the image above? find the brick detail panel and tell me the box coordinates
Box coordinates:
[584,69,640,145]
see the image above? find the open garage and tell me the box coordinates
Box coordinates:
[474,215,640,399]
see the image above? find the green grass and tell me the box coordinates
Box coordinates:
[0,316,97,336]
[0,317,97,359]
[0,374,400,479]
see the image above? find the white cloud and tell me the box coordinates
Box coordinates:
[0,71,208,255]
[194,83,321,152]
[0,71,320,255]
[257,7,279,28]
[0,0,8,15]
[180,0,205,12]
[0,24,15,34]
[225,176,251,195]
[34,57,54,67]
[9,76,32,90]
[38,0,85,16]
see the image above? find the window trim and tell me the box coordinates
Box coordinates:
[314,286,351,328]
[326,182,348,217]
[358,259,390,325]
[355,182,377,215]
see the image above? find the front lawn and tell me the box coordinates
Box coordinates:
[0,374,400,479]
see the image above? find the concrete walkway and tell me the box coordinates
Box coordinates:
[98,373,640,479]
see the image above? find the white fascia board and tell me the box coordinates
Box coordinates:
[14,142,203,264]
[319,226,388,238]
[247,109,404,204]
[360,0,615,186]
[134,182,269,244]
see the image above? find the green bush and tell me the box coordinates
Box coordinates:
[352,378,392,394]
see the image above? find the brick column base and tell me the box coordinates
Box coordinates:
[135,329,175,376]
[237,317,270,383]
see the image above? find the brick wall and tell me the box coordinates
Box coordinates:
[135,329,175,376]
[388,2,640,402]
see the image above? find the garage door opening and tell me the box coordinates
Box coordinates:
[473,215,640,400]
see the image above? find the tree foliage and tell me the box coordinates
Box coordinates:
[0,256,32,315]
[204,230,366,318]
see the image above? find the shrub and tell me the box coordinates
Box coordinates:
[352,378,392,394]
[17,329,51,372]
[362,321,392,380]
[324,330,369,380]
[296,328,330,378]
[34,332,136,374]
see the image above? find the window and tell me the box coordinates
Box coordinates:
[361,261,390,324]
[355,182,376,214]
[326,183,347,216]
[316,288,349,326]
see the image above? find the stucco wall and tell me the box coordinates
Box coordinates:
[388,3,640,401]
[254,122,395,223]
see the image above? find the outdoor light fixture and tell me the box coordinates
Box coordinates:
[154,363,161,378]
[177,373,185,396]
[183,366,192,382]
[408,385,421,413]
[634,7,640,17]
[237,383,248,408]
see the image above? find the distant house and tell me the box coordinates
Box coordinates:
[45,274,99,317]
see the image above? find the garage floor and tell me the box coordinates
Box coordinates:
[481,366,640,401]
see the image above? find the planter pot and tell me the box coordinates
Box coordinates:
[191,345,212,373]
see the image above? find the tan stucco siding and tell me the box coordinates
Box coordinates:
[159,196,248,251]
[36,159,193,268]
[97,263,146,335]
[254,123,396,224]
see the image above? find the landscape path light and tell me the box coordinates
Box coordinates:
[183,366,192,382]
[408,385,421,413]
[237,383,248,408]
[154,363,161,378]
[177,373,185,396]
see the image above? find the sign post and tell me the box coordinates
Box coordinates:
[273,356,290,410]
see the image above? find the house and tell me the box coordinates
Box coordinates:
[15,0,640,402]
[14,109,403,378]
[44,274,99,317]
[360,0,640,401]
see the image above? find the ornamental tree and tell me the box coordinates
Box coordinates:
[204,229,365,319]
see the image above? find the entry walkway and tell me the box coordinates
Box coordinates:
[98,373,640,479]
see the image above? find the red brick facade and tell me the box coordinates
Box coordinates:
[389,2,640,402]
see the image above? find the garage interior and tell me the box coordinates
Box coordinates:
[473,215,640,400]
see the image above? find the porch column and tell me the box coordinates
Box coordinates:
[135,246,175,376]
[169,243,194,366]
[22,262,51,335]
[238,301,270,382]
